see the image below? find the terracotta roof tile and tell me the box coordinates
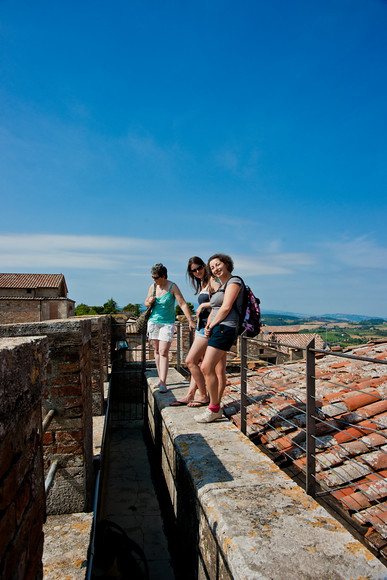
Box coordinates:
[0,273,65,289]
[224,339,387,559]
[343,390,381,412]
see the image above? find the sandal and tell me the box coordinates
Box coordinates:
[170,399,192,406]
[187,400,209,408]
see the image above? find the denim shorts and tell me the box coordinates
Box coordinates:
[207,324,237,352]
[195,327,208,338]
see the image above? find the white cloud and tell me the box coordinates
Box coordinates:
[0,234,316,277]
[324,236,387,269]
[233,252,315,276]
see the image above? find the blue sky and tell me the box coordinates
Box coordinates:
[1,0,387,316]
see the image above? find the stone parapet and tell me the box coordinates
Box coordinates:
[0,336,48,580]
[75,315,110,414]
[0,318,94,515]
[146,369,387,579]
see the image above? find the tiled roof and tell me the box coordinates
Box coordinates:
[268,332,325,354]
[0,296,73,301]
[223,340,387,560]
[0,273,66,290]
[262,325,301,333]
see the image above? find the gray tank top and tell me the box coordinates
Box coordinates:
[209,276,244,327]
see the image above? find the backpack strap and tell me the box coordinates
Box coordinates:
[222,276,245,315]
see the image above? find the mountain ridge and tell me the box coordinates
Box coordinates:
[261,311,386,323]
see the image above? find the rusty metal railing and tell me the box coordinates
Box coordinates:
[239,333,387,497]
[41,407,58,495]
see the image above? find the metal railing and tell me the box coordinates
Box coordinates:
[112,320,387,548]
[114,320,194,375]
[239,332,387,542]
[41,407,59,495]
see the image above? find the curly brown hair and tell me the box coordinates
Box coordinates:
[207,253,234,273]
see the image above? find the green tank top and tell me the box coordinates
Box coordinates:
[149,283,176,324]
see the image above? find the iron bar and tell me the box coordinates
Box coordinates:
[240,332,248,435]
[176,322,181,373]
[306,338,316,497]
[45,460,59,495]
[42,408,56,434]
[141,333,146,373]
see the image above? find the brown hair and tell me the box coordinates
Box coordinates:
[207,253,234,273]
[151,263,168,278]
[186,256,210,295]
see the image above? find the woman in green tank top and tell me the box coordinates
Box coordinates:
[144,263,196,392]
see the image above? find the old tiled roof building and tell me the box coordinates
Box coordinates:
[223,339,387,561]
[0,273,75,323]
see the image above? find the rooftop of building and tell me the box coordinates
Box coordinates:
[0,273,67,292]
[222,339,387,559]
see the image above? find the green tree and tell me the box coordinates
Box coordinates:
[89,306,104,314]
[102,298,118,314]
[75,303,90,315]
[175,302,195,317]
[121,303,142,317]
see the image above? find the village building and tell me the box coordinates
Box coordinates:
[245,325,325,365]
[0,273,75,324]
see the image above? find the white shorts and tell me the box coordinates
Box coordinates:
[147,321,175,343]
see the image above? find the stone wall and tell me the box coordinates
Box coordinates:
[0,318,94,514]
[0,299,41,324]
[0,298,75,324]
[76,315,110,414]
[146,369,387,580]
[0,336,48,580]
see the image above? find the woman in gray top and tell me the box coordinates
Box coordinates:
[195,253,244,423]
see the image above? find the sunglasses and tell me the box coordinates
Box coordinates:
[152,275,160,280]
[191,265,204,273]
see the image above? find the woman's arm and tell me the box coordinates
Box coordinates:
[206,282,240,330]
[172,285,196,329]
[144,284,156,307]
[196,278,220,316]
[196,302,209,316]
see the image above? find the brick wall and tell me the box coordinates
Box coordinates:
[75,315,111,413]
[0,336,48,580]
[0,299,40,324]
[0,318,94,515]
[0,298,75,324]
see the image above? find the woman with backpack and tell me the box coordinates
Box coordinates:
[170,256,223,407]
[194,253,244,423]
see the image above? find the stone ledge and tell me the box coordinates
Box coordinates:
[147,368,387,579]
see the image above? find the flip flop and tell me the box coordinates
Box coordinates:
[170,400,190,407]
[187,400,209,408]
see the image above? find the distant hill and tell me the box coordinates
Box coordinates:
[320,313,386,322]
[261,311,386,325]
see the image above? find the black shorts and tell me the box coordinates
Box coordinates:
[207,324,237,352]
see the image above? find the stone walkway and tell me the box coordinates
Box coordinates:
[43,380,174,579]
[42,415,105,579]
[97,421,174,579]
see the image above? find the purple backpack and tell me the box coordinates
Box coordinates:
[225,276,262,337]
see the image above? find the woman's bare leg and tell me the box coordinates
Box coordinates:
[152,339,161,382]
[157,340,172,385]
[185,335,209,399]
[200,346,226,406]
[215,353,227,401]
